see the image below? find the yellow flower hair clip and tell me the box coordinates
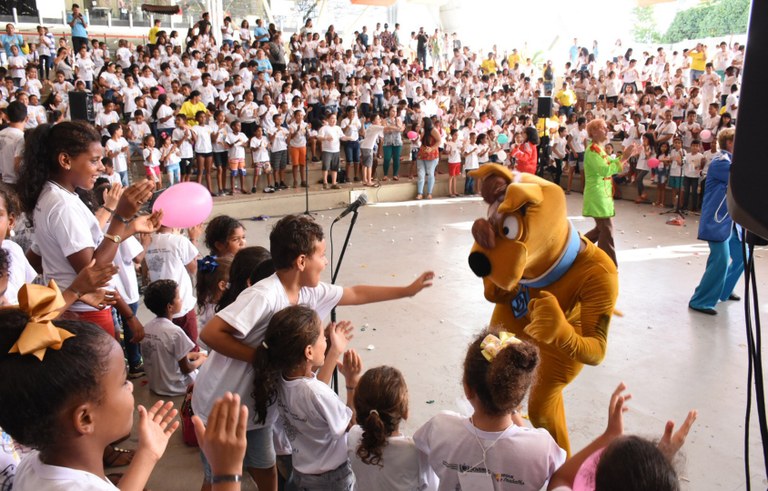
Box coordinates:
[8,281,74,361]
[480,331,522,362]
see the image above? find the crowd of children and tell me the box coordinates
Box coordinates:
[0,14,730,491]
[0,16,742,204]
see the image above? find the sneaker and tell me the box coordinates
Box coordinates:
[312,156,320,162]
[331,184,341,189]
[264,186,275,193]
[251,187,258,193]
[354,176,362,182]
[279,182,288,190]
[128,364,145,379]
[322,183,328,190]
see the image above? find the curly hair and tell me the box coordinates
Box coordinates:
[204,215,244,256]
[463,329,539,416]
[18,121,101,220]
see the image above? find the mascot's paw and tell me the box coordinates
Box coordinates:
[523,291,571,345]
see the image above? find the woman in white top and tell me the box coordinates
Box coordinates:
[19,121,161,339]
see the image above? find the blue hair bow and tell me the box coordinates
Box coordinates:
[198,255,219,273]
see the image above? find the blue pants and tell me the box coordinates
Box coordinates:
[416,158,439,195]
[689,229,745,310]
[121,302,142,368]
[464,173,475,195]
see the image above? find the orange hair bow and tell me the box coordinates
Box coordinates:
[8,281,74,361]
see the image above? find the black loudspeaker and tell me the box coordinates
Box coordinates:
[537,97,552,118]
[728,0,768,239]
[69,91,94,122]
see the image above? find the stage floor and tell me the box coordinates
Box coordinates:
[131,195,768,490]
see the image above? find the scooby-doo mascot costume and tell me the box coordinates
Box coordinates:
[467,164,618,455]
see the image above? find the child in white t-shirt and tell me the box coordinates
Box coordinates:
[252,305,361,490]
[348,366,436,490]
[444,129,462,197]
[683,140,706,212]
[160,134,181,186]
[142,134,162,190]
[104,123,130,186]
[225,120,250,194]
[141,279,207,396]
[249,125,275,193]
[463,132,480,195]
[414,330,566,491]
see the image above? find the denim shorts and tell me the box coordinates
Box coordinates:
[200,425,275,480]
[287,460,354,491]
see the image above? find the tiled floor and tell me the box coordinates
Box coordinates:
[128,194,768,490]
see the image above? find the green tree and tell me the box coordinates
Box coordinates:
[663,0,750,43]
[631,6,662,44]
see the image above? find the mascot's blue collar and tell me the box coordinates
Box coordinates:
[519,223,581,289]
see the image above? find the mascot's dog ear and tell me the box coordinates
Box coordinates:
[469,164,545,212]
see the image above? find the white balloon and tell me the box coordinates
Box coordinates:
[497,150,508,162]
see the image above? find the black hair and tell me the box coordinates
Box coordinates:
[0,313,113,450]
[0,182,20,219]
[251,305,321,424]
[463,329,539,416]
[204,215,244,256]
[18,122,101,219]
[144,279,179,317]
[523,126,540,145]
[6,100,27,123]
[0,247,9,277]
[595,435,679,491]
[107,122,121,137]
[269,215,324,270]
[151,93,168,120]
[217,246,274,312]
[196,255,232,311]
[354,366,409,466]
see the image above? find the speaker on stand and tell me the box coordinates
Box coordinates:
[537,96,553,118]
[69,91,94,123]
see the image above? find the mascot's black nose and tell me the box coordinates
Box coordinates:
[468,252,491,277]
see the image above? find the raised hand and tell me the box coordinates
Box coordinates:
[327,320,354,354]
[136,400,179,462]
[338,349,363,386]
[192,392,248,476]
[69,259,118,295]
[604,382,631,439]
[115,180,155,220]
[658,409,697,461]
[407,271,435,296]
[129,210,164,235]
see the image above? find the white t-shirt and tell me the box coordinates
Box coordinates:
[144,232,198,317]
[105,137,129,173]
[95,111,119,136]
[114,236,143,305]
[569,128,587,153]
[2,239,37,305]
[684,152,706,179]
[32,182,115,311]
[413,411,565,491]
[0,127,24,184]
[348,425,436,491]
[277,373,351,474]
[172,127,194,159]
[141,316,196,396]
[191,124,213,153]
[14,450,118,490]
[226,132,248,160]
[192,274,342,430]
[156,104,175,130]
[340,117,362,141]
[289,121,308,148]
[319,125,344,153]
[360,125,384,151]
[269,126,289,152]
[143,147,161,168]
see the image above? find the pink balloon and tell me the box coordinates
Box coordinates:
[152,182,213,228]
[407,131,418,140]
[648,158,660,169]
[700,129,712,141]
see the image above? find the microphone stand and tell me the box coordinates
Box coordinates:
[328,209,361,394]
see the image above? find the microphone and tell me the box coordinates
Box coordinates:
[333,193,368,223]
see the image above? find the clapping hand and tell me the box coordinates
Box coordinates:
[658,409,697,461]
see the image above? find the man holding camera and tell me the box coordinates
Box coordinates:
[68,4,89,54]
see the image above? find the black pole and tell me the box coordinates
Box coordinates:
[304,125,312,215]
[329,210,360,393]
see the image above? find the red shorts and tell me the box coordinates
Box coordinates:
[448,162,462,177]
[68,307,115,338]
[173,308,199,351]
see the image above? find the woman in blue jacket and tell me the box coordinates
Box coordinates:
[689,128,744,315]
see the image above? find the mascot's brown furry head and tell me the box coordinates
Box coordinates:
[468,165,571,296]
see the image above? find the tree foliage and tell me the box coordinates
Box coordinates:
[632,6,662,44]
[663,0,750,44]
